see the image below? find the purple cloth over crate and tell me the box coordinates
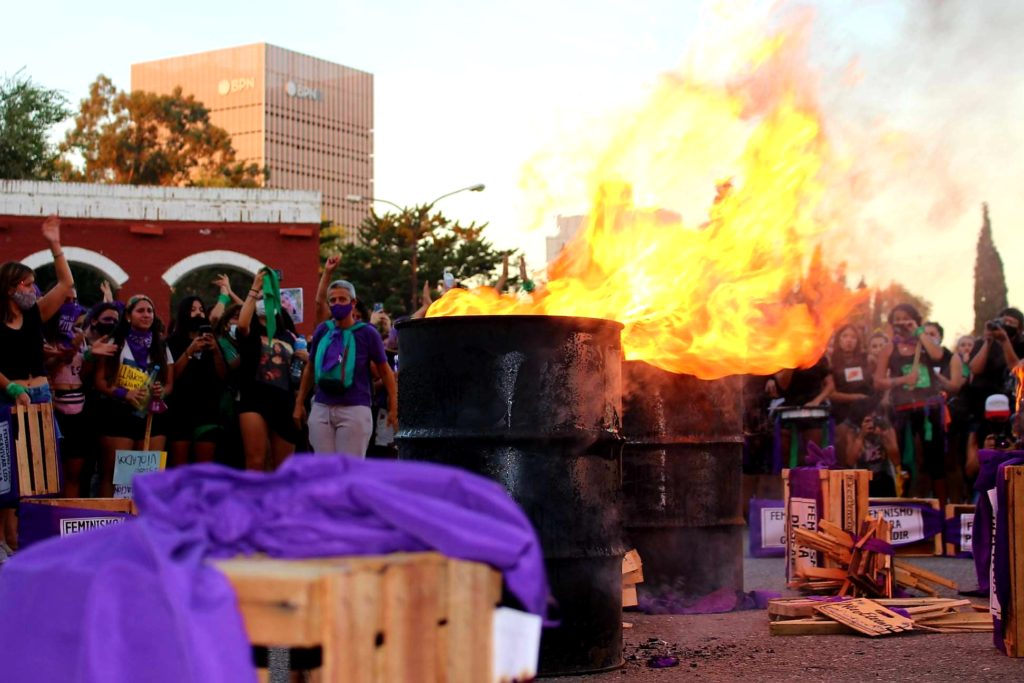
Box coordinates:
[749,498,786,558]
[971,450,1024,593]
[992,455,1024,652]
[0,455,548,683]
[806,442,838,469]
[944,512,974,558]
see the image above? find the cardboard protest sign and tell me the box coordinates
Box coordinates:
[749,499,786,558]
[815,598,914,636]
[113,449,166,499]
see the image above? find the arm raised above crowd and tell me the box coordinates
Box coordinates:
[236,269,264,338]
[36,215,75,323]
[315,255,340,324]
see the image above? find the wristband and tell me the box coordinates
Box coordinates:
[217,293,231,305]
[522,278,535,293]
[914,326,925,338]
[4,384,27,400]
[113,387,128,401]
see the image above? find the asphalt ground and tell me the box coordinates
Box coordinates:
[560,551,1024,682]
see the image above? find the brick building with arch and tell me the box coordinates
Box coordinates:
[0,180,322,333]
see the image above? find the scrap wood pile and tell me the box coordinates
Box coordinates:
[622,549,643,608]
[790,517,957,598]
[769,597,991,636]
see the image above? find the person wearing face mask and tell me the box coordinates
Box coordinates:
[236,269,301,470]
[294,279,397,457]
[42,295,89,497]
[93,295,174,498]
[874,303,948,506]
[0,215,74,558]
[166,296,227,468]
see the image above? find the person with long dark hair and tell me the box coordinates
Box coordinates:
[873,303,947,506]
[166,296,226,467]
[829,324,876,464]
[236,269,300,471]
[0,215,74,557]
[93,295,173,497]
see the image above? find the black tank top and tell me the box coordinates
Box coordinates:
[0,305,46,380]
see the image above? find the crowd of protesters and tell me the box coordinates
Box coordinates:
[753,302,1024,509]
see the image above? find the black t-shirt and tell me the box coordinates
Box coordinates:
[830,351,875,423]
[887,342,942,408]
[781,356,830,406]
[238,327,297,396]
[167,336,223,416]
[0,304,45,380]
[967,336,1024,411]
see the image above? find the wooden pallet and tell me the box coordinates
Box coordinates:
[216,552,502,682]
[13,402,60,497]
[783,469,870,579]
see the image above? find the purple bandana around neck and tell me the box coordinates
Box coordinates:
[126,329,154,369]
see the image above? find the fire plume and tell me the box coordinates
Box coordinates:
[427,15,864,379]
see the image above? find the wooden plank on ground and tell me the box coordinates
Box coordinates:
[769,618,854,636]
[815,598,914,637]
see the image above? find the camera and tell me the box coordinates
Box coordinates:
[987,319,1006,331]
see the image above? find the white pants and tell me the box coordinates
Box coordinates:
[307,402,373,457]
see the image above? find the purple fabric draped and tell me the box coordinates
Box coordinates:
[55,302,85,345]
[805,442,838,469]
[944,511,974,558]
[992,455,1024,652]
[0,455,548,682]
[125,329,153,369]
[971,450,1024,593]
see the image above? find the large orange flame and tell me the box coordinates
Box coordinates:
[427,16,864,379]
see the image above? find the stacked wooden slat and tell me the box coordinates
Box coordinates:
[789,517,957,598]
[622,549,643,608]
[768,597,991,636]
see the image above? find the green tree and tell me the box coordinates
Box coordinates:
[58,75,265,187]
[0,70,70,180]
[334,207,513,316]
[973,202,1008,334]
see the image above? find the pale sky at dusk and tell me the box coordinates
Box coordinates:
[3,0,1021,338]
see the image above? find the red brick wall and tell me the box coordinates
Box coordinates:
[0,215,320,335]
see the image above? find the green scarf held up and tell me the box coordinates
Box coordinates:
[261,269,282,340]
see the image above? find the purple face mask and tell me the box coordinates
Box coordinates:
[330,303,354,320]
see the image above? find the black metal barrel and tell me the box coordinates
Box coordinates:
[621,361,744,606]
[395,315,624,676]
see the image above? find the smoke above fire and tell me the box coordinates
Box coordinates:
[427,0,1022,373]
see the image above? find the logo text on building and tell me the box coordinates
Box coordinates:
[218,78,256,96]
[286,81,321,101]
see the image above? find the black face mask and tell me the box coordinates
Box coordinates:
[93,321,117,336]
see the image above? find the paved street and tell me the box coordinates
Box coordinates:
[563,549,1024,681]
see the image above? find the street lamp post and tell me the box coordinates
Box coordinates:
[346,184,485,311]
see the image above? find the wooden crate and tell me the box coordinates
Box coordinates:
[783,469,870,578]
[24,498,137,514]
[1003,467,1024,656]
[13,403,60,497]
[945,504,975,557]
[869,497,943,556]
[216,552,502,682]
[17,498,138,548]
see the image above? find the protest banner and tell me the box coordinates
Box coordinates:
[18,498,136,548]
[749,499,786,558]
[945,504,976,558]
[868,498,944,555]
[112,449,166,499]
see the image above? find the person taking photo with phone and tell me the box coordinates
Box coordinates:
[166,296,227,467]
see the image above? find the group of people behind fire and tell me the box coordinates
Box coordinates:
[2,216,1021,559]
[0,218,537,560]
[760,303,1024,509]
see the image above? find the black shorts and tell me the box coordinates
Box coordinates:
[238,383,297,444]
[54,409,91,460]
[93,397,168,441]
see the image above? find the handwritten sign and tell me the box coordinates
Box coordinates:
[816,598,914,636]
[112,449,166,499]
[789,496,819,577]
[116,364,149,392]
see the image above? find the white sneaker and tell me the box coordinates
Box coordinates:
[0,540,13,557]
[0,544,8,565]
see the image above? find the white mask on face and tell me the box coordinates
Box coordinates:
[255,300,266,317]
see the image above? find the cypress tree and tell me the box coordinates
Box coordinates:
[973,203,1009,334]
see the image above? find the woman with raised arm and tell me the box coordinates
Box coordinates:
[0,215,74,559]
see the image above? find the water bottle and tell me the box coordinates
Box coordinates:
[290,336,308,384]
